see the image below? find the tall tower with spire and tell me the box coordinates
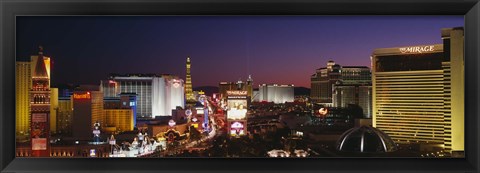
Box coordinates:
[246,75,253,99]
[185,56,195,103]
[30,46,51,157]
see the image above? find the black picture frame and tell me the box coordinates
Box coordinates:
[1,0,479,172]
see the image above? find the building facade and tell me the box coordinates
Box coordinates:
[16,61,32,137]
[57,96,73,135]
[50,88,59,133]
[332,84,372,118]
[16,47,53,138]
[104,109,134,133]
[219,75,254,100]
[257,84,294,104]
[30,47,51,157]
[100,74,185,118]
[72,90,104,140]
[311,61,371,105]
[371,27,464,155]
[103,93,137,133]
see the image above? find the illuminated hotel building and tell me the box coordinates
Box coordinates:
[219,75,254,100]
[57,96,73,135]
[257,84,294,104]
[72,89,104,140]
[103,93,137,132]
[16,61,32,136]
[50,88,58,133]
[100,74,184,118]
[311,61,370,105]
[332,84,372,118]
[104,109,134,133]
[371,27,464,154]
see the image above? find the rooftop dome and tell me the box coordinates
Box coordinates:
[336,126,397,153]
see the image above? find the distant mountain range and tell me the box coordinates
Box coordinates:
[294,87,310,96]
[193,86,310,96]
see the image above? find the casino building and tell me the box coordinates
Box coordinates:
[257,84,294,104]
[332,83,372,118]
[218,75,254,100]
[310,61,371,105]
[72,88,104,140]
[57,96,73,135]
[16,61,31,137]
[371,27,464,155]
[100,74,185,118]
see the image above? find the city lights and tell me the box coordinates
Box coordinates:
[15,17,464,158]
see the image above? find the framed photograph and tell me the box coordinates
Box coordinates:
[1,0,479,172]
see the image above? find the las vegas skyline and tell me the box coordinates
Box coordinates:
[16,16,463,88]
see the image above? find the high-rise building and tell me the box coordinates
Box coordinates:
[246,75,253,99]
[72,89,104,140]
[371,27,464,155]
[104,93,137,130]
[100,74,184,118]
[104,109,134,133]
[16,61,31,137]
[57,96,73,135]
[258,84,294,104]
[332,83,372,118]
[219,76,254,100]
[311,61,370,105]
[30,46,51,157]
[442,27,464,154]
[185,56,195,102]
[50,88,59,133]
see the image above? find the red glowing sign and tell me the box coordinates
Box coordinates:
[73,92,91,99]
[32,138,47,150]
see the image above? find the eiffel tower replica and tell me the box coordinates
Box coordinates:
[185,56,197,106]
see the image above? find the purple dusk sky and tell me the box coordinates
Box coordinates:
[16,16,463,88]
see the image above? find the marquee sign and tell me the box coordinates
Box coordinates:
[226,90,248,96]
[31,113,48,151]
[230,121,245,136]
[399,45,435,54]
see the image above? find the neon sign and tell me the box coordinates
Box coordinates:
[399,45,435,54]
[230,121,245,136]
[226,90,248,96]
[319,108,328,116]
[73,92,91,99]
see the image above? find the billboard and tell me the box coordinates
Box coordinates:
[226,99,247,120]
[31,113,48,150]
[229,121,246,136]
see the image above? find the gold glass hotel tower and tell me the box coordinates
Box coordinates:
[185,56,195,102]
[371,27,464,155]
[16,61,32,136]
